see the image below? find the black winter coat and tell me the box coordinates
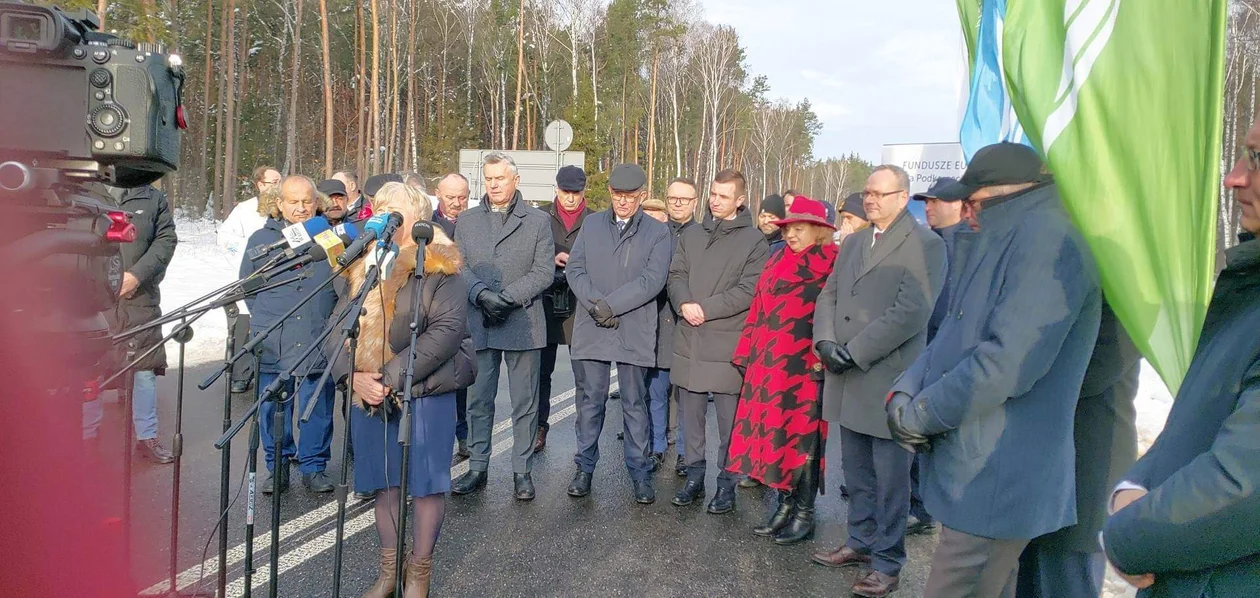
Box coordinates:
[667,208,768,394]
[543,202,593,345]
[1103,236,1260,597]
[241,218,338,375]
[113,185,177,374]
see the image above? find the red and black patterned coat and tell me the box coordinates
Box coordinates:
[727,242,838,491]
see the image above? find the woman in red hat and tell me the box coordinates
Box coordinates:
[727,195,839,545]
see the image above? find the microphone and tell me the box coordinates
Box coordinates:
[246,217,332,261]
[365,242,399,279]
[312,230,346,267]
[412,221,434,246]
[241,244,328,293]
[336,212,402,267]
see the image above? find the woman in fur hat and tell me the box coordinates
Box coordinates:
[327,182,475,598]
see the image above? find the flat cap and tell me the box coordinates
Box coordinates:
[316,179,347,197]
[363,173,404,197]
[609,163,647,193]
[556,165,587,192]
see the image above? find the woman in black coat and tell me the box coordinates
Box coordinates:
[327,182,474,598]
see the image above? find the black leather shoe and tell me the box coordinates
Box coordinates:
[567,470,593,497]
[674,455,687,477]
[451,470,487,495]
[633,479,655,504]
[671,480,705,507]
[752,491,795,537]
[707,487,736,514]
[649,452,664,473]
[261,467,288,495]
[354,490,377,501]
[135,439,174,464]
[230,379,250,394]
[514,473,535,501]
[302,470,335,493]
[773,508,815,545]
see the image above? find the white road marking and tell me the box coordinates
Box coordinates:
[142,376,610,596]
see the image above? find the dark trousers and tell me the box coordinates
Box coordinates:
[538,343,559,431]
[840,426,913,577]
[924,526,1031,598]
[644,368,671,454]
[572,360,651,480]
[678,388,738,490]
[454,388,468,441]
[910,453,933,523]
[1014,545,1105,598]
[466,348,540,474]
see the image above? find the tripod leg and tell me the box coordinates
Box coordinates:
[121,353,135,564]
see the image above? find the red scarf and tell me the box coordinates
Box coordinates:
[556,198,586,232]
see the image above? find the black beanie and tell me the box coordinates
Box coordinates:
[761,194,786,219]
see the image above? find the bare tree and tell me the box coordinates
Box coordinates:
[283,0,304,174]
[318,0,333,177]
[693,25,742,186]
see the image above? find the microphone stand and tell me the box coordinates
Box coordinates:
[163,319,213,597]
[393,238,427,593]
[198,260,350,392]
[297,269,379,597]
[212,269,370,598]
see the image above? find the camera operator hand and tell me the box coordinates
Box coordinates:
[119,272,140,299]
[353,372,391,406]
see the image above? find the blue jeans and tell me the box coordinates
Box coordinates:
[645,368,671,453]
[258,373,335,474]
[80,370,158,440]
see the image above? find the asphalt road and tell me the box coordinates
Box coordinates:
[94,347,937,597]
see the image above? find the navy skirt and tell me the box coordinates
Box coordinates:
[350,392,456,497]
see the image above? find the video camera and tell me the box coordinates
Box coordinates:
[0,2,185,394]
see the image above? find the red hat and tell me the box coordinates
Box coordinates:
[773,196,837,230]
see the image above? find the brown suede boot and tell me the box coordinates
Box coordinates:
[361,548,397,598]
[403,554,432,598]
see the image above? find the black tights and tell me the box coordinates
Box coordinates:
[373,489,446,558]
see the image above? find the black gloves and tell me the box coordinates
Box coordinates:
[477,289,517,327]
[886,391,932,453]
[816,341,856,374]
[590,299,619,329]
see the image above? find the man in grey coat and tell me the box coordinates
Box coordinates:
[887,143,1102,597]
[450,152,556,501]
[809,165,946,598]
[667,169,768,515]
[564,164,672,504]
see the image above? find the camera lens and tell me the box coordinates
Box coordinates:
[89,104,127,138]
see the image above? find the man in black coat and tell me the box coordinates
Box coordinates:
[98,184,178,463]
[433,172,471,459]
[1102,119,1260,597]
[661,177,698,477]
[1017,300,1138,598]
[668,169,768,514]
[536,165,593,454]
[564,164,671,503]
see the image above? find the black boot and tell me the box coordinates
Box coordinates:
[752,490,795,537]
[774,459,819,545]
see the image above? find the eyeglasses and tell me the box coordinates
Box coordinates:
[863,189,905,200]
[611,193,642,204]
[667,195,697,204]
[1244,147,1260,172]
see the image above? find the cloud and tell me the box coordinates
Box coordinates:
[800,68,846,90]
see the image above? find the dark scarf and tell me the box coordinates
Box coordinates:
[556,197,587,232]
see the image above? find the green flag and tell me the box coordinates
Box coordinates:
[993,0,1227,392]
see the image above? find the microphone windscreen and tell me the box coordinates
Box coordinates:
[304,216,332,236]
[308,243,328,262]
[412,222,434,245]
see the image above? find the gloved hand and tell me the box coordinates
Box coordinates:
[550,268,568,290]
[590,299,617,327]
[816,341,855,374]
[477,289,516,322]
[886,391,932,453]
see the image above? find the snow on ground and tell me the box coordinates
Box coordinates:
[157,216,237,367]
[158,215,1175,597]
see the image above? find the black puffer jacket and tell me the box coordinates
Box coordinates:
[113,185,178,374]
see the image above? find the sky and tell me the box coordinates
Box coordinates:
[701,0,969,163]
